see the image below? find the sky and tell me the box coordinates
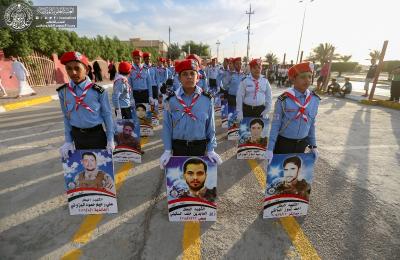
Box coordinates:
[33,0,399,65]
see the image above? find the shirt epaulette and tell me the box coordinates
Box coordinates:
[56,83,68,92]
[278,93,287,101]
[202,91,213,99]
[166,91,176,101]
[312,91,321,100]
[92,84,105,94]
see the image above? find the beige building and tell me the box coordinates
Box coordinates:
[125,38,168,55]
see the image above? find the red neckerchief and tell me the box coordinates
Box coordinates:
[284,88,311,122]
[252,77,259,100]
[175,88,202,120]
[133,64,143,80]
[67,80,94,113]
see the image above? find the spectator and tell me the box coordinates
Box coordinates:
[340,77,352,97]
[317,63,329,91]
[389,66,400,102]
[108,60,116,80]
[9,55,36,98]
[362,58,377,97]
[0,73,8,97]
[93,61,102,82]
[327,78,340,95]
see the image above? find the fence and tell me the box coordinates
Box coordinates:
[18,51,56,87]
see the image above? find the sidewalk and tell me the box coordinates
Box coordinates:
[0,80,113,112]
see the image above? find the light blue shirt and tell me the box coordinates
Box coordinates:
[163,86,217,152]
[112,75,135,109]
[58,77,114,143]
[268,88,320,151]
[128,64,153,98]
[172,74,181,91]
[144,63,157,86]
[236,75,272,112]
[156,66,170,87]
[198,69,208,92]
[224,71,245,96]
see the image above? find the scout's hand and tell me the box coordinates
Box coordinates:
[59,142,75,159]
[236,111,243,122]
[160,150,172,169]
[106,140,115,153]
[149,97,155,105]
[207,150,223,165]
[261,109,269,119]
[311,148,319,160]
[265,150,273,165]
[116,109,122,119]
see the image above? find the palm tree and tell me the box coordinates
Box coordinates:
[308,43,340,65]
[369,49,381,60]
[265,52,279,65]
[340,55,352,62]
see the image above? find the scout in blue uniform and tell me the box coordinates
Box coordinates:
[143,52,158,101]
[186,54,208,92]
[236,59,272,121]
[128,50,153,105]
[112,61,135,119]
[223,57,245,107]
[156,57,169,88]
[266,62,320,163]
[160,59,222,169]
[57,51,114,159]
[207,58,220,94]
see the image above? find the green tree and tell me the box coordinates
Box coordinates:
[265,52,279,65]
[340,55,352,62]
[382,60,400,80]
[330,62,358,77]
[181,41,210,57]
[308,43,340,65]
[369,49,381,60]
[167,43,181,60]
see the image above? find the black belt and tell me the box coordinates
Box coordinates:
[172,139,207,146]
[72,124,103,133]
[278,135,307,143]
[132,89,148,93]
[243,103,265,110]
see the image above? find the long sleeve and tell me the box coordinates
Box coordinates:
[306,117,316,146]
[58,90,73,143]
[236,81,245,113]
[206,100,217,152]
[162,105,173,150]
[99,89,114,142]
[146,72,153,100]
[264,81,272,113]
[267,100,284,151]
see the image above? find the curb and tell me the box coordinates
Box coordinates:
[360,99,400,110]
[0,84,112,113]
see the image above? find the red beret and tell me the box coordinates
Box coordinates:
[228,58,234,63]
[249,59,262,68]
[118,61,132,74]
[175,59,199,74]
[143,52,151,58]
[158,57,164,62]
[288,62,313,80]
[60,51,89,67]
[166,58,171,62]
[223,58,229,61]
[233,57,242,62]
[131,50,143,57]
[186,54,202,66]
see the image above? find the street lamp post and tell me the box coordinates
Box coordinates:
[296,0,314,64]
[216,40,221,60]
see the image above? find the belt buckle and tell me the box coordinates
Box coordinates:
[80,128,86,133]
[186,140,190,146]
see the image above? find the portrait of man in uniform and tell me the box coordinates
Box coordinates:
[180,157,216,202]
[244,118,268,146]
[275,156,311,200]
[114,121,140,150]
[136,103,151,125]
[69,152,114,192]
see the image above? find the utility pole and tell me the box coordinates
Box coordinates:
[246,4,254,66]
[168,26,171,58]
[369,40,388,100]
[216,40,221,60]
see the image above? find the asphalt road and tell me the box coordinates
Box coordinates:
[0,87,399,259]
